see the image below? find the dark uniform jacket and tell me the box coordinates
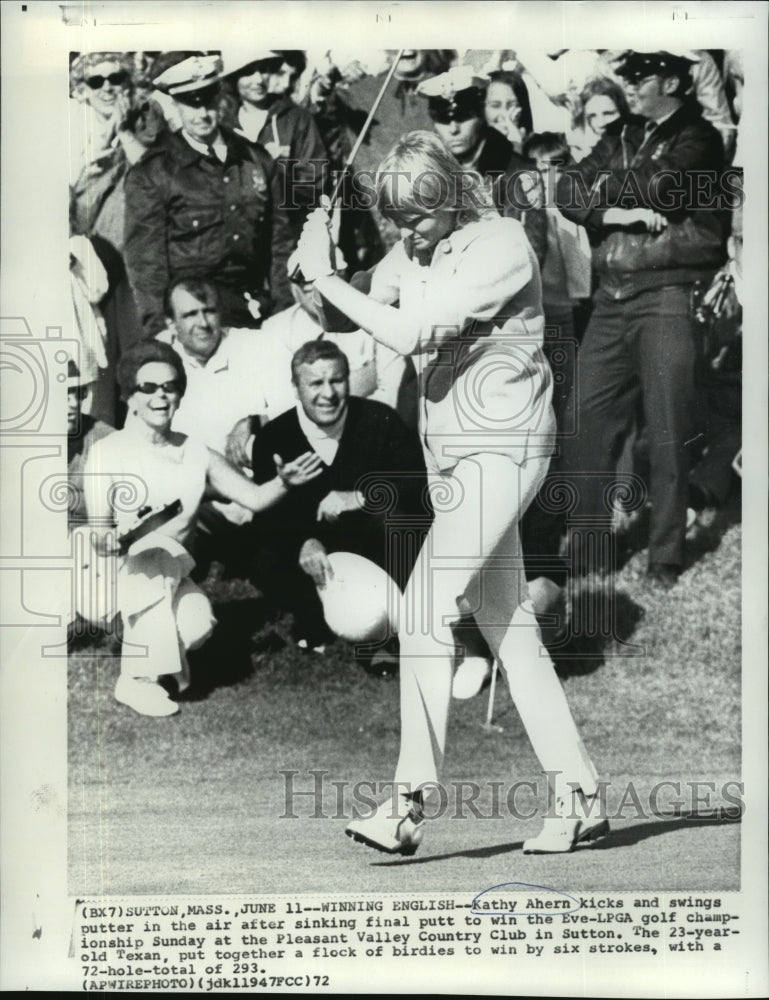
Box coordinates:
[124,126,294,336]
[251,397,431,589]
[222,95,329,243]
[556,101,727,299]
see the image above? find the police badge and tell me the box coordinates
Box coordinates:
[251,167,267,194]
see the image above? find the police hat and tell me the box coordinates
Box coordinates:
[417,66,487,121]
[67,359,94,389]
[153,54,222,98]
[614,50,699,83]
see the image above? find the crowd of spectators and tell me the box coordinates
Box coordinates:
[68,47,744,715]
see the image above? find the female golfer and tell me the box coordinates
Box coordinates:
[291,130,607,855]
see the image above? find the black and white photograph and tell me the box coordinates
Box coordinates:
[1,1,767,994]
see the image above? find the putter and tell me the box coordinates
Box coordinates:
[117,499,183,555]
[482,659,504,733]
[290,49,405,283]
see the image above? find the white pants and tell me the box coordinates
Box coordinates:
[394,453,598,801]
[118,538,216,688]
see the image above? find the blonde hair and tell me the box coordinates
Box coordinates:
[376,130,497,227]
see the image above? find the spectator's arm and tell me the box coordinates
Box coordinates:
[691,51,737,161]
[225,415,259,468]
[82,440,120,555]
[556,116,724,225]
[298,537,334,586]
[207,447,322,512]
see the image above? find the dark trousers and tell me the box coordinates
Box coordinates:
[560,284,703,569]
[519,306,580,587]
[690,349,741,506]
[190,501,253,580]
[252,547,332,646]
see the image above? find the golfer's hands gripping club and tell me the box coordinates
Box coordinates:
[289,195,341,284]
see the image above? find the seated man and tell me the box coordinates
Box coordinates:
[223,276,415,431]
[157,276,270,575]
[249,340,430,650]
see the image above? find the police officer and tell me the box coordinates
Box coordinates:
[556,50,726,587]
[124,54,294,336]
[417,66,547,264]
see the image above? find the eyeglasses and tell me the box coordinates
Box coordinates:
[134,380,182,395]
[85,71,129,90]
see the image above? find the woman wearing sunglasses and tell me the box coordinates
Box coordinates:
[69,52,160,425]
[69,53,149,229]
[292,130,607,855]
[85,340,322,717]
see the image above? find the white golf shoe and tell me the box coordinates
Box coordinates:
[114,676,179,717]
[451,656,492,699]
[523,789,609,854]
[346,795,425,855]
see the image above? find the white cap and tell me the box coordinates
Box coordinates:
[317,552,400,643]
[153,54,222,96]
[221,47,283,78]
[416,65,488,101]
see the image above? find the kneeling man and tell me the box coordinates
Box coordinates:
[250,340,430,648]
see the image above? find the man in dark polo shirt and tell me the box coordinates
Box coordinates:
[249,340,430,649]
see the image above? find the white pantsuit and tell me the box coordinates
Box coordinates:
[365,214,599,803]
[395,453,597,801]
[85,427,217,683]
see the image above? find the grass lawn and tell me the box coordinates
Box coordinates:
[68,503,742,896]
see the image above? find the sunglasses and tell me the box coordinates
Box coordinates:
[134,380,182,395]
[430,108,476,125]
[86,71,129,89]
[622,72,660,86]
